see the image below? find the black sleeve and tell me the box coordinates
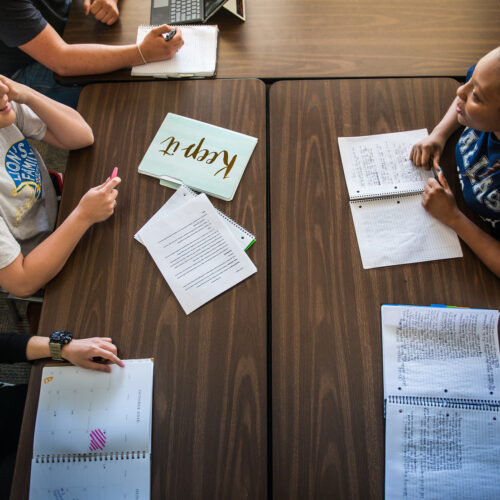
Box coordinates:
[0,333,32,363]
[0,0,47,48]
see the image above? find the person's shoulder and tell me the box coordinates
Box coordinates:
[0,0,47,46]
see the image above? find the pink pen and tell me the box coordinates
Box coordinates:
[110,167,118,179]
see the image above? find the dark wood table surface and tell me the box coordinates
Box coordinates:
[11,79,268,499]
[269,78,500,499]
[61,0,500,81]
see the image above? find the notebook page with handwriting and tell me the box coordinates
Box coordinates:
[350,195,462,269]
[338,129,431,199]
[338,129,462,268]
[382,305,500,400]
[381,305,500,500]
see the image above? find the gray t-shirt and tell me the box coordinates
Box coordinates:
[0,101,57,269]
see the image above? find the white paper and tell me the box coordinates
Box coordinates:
[350,195,463,269]
[338,129,431,199]
[139,193,257,314]
[30,455,150,500]
[385,402,500,500]
[33,359,153,456]
[132,25,218,77]
[135,185,255,251]
[382,305,500,401]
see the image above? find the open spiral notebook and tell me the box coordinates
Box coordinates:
[382,305,500,500]
[131,25,218,78]
[29,359,153,500]
[338,129,463,269]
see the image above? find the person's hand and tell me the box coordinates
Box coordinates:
[61,337,125,372]
[139,25,184,63]
[421,171,461,228]
[75,176,121,225]
[0,75,33,105]
[83,0,119,25]
[410,132,447,170]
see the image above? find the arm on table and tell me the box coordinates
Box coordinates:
[410,97,462,169]
[19,23,184,77]
[422,172,500,277]
[0,177,121,297]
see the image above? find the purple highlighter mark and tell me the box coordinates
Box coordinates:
[89,429,107,451]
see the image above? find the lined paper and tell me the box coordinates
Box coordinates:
[349,195,462,269]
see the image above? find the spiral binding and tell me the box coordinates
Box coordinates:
[183,185,255,239]
[387,395,500,411]
[35,450,148,464]
[350,190,422,204]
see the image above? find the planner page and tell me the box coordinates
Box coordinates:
[382,306,500,401]
[33,359,153,456]
[385,401,500,500]
[349,194,462,269]
[30,454,150,500]
[140,193,257,314]
[338,129,432,199]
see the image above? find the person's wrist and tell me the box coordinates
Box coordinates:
[19,86,36,107]
[446,208,465,232]
[72,204,95,229]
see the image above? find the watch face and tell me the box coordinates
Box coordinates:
[50,330,72,345]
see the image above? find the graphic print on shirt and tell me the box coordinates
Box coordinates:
[4,139,41,226]
[458,128,500,217]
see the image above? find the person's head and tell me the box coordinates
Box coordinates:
[456,47,500,136]
[0,77,16,129]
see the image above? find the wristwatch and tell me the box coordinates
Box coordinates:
[49,330,73,361]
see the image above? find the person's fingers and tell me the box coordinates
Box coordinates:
[97,176,121,191]
[104,13,118,25]
[90,2,104,16]
[427,178,440,189]
[409,145,416,163]
[108,177,121,189]
[421,148,431,169]
[151,24,170,35]
[438,171,450,191]
[83,0,92,15]
[432,152,441,170]
[93,346,124,367]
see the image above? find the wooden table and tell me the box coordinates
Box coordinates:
[269,78,500,499]
[62,0,500,81]
[11,79,268,499]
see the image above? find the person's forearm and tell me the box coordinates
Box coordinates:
[56,43,143,76]
[17,208,93,296]
[431,97,462,143]
[25,335,51,360]
[450,212,500,277]
[23,87,93,149]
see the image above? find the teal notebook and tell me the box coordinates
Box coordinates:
[138,113,258,201]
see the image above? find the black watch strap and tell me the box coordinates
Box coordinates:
[49,330,73,361]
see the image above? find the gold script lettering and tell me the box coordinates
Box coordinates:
[162,136,238,179]
[159,137,180,156]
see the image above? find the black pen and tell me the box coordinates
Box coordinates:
[164,28,177,42]
[428,158,442,186]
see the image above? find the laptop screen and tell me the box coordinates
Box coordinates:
[204,0,227,19]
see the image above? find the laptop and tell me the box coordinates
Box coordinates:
[151,0,229,25]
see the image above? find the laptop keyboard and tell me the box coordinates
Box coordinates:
[170,0,202,22]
